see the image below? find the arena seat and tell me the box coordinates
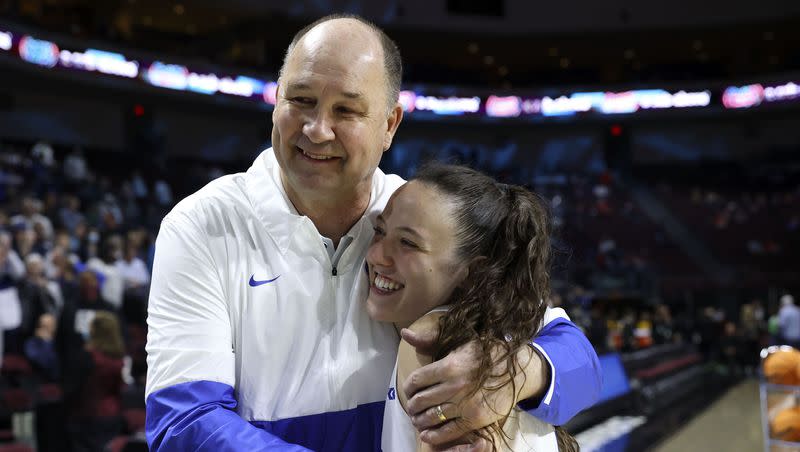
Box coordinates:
[1,389,33,413]
[0,357,31,378]
[123,408,146,433]
[0,443,34,452]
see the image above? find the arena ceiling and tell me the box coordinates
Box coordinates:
[6,0,800,87]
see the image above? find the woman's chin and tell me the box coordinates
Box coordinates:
[366,298,397,324]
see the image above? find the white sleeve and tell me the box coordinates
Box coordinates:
[145,214,235,398]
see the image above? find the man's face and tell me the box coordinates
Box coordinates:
[271,20,402,203]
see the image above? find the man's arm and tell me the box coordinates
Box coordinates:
[401,307,601,447]
[145,215,310,452]
[520,314,602,426]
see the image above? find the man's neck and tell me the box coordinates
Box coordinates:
[282,178,372,247]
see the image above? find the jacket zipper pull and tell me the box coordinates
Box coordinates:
[332,266,337,276]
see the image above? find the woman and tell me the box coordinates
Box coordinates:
[366,164,578,452]
[65,311,125,452]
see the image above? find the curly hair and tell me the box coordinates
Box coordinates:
[413,164,578,452]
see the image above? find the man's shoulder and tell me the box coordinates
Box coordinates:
[162,172,251,227]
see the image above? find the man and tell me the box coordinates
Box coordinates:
[145,14,600,451]
[779,294,800,349]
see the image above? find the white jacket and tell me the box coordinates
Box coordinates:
[146,148,401,425]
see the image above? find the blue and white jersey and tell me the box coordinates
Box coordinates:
[146,149,403,451]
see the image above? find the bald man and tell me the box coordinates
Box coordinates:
[145,14,600,452]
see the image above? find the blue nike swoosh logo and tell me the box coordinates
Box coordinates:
[249,274,280,287]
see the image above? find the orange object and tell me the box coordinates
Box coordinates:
[763,348,800,386]
[772,407,800,441]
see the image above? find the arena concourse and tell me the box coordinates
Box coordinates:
[0,1,798,451]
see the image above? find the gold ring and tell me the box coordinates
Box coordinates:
[435,404,447,422]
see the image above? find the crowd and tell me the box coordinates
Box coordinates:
[0,140,171,451]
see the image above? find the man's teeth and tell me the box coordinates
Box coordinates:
[301,149,334,160]
[374,274,403,291]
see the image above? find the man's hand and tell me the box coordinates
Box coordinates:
[400,327,550,450]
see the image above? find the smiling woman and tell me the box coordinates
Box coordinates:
[367,163,579,452]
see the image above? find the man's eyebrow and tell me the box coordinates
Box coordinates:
[285,81,364,100]
[286,81,312,91]
[342,91,365,100]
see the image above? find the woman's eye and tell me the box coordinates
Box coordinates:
[400,238,418,249]
[372,226,385,236]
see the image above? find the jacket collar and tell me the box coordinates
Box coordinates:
[244,148,397,257]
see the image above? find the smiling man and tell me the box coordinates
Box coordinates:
[145,14,600,452]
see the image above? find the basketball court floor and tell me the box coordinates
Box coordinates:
[652,379,763,452]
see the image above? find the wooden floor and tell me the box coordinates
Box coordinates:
[652,379,766,452]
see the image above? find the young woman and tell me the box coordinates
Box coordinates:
[366,164,578,452]
[65,311,126,452]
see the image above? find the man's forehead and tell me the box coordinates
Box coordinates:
[289,20,382,71]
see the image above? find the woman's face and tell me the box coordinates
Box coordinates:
[366,181,468,328]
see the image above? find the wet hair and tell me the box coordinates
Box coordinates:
[279,13,403,109]
[412,163,578,452]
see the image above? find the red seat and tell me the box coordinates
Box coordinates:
[0,356,32,376]
[123,408,146,433]
[0,443,34,452]
[2,389,33,412]
[36,383,62,403]
[0,429,13,441]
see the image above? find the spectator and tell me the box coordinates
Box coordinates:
[63,147,89,185]
[130,170,148,200]
[58,195,85,233]
[24,312,59,381]
[115,243,149,290]
[0,230,25,282]
[719,321,743,377]
[87,235,124,309]
[14,224,41,258]
[778,294,800,349]
[653,304,675,345]
[153,178,173,207]
[11,196,54,240]
[65,311,125,452]
[18,253,61,328]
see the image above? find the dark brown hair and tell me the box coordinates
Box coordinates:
[88,311,125,359]
[280,13,403,109]
[413,164,578,452]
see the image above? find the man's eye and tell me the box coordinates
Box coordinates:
[290,97,313,105]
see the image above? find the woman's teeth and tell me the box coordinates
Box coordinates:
[374,274,403,291]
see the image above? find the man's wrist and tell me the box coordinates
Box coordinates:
[516,345,550,403]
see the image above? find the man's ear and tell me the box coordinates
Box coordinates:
[382,102,404,151]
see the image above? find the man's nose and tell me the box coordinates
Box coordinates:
[303,109,335,144]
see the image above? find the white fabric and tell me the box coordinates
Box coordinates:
[2,250,25,281]
[0,287,22,330]
[87,258,125,309]
[115,257,150,288]
[146,148,404,421]
[381,307,568,452]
